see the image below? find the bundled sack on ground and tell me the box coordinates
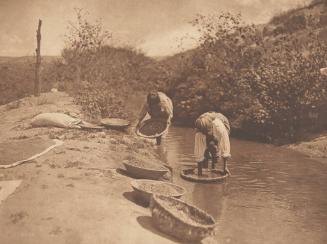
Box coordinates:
[320,67,327,76]
[31,113,82,128]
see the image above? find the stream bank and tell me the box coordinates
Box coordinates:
[1,91,327,244]
[0,91,201,244]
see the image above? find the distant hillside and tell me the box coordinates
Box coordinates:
[160,0,327,66]
[0,57,16,64]
[0,56,61,105]
[0,56,61,65]
[158,0,327,142]
[264,0,327,38]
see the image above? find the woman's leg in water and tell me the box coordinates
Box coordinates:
[223,157,231,175]
[156,136,162,145]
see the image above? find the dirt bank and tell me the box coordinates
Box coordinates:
[287,132,327,159]
[0,92,215,244]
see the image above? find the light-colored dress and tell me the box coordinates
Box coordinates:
[194,113,231,162]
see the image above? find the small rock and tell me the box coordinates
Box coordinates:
[64,161,82,168]
[67,147,81,152]
[35,163,42,167]
[54,148,65,154]
[110,138,117,144]
[98,132,106,138]
[97,139,105,144]
[49,163,58,169]
[68,112,78,118]
[42,217,53,221]
[64,134,75,140]
[41,184,48,189]
[58,135,65,140]
[49,133,60,140]
[10,211,28,224]
[57,173,64,178]
[49,226,62,235]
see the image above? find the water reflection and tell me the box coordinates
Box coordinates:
[158,127,327,244]
[192,183,227,220]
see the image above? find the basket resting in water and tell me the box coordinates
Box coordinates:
[150,195,216,242]
[136,119,168,138]
[180,168,229,183]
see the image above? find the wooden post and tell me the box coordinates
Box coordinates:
[34,19,42,96]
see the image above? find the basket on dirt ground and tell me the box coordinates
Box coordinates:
[123,160,169,180]
[150,195,216,242]
[100,118,130,129]
[136,119,168,138]
[131,179,186,205]
[79,121,105,130]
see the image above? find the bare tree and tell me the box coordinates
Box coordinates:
[34,19,42,96]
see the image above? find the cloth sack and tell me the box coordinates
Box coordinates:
[320,67,327,76]
[31,112,81,128]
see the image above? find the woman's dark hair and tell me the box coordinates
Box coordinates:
[195,116,210,134]
[147,91,160,106]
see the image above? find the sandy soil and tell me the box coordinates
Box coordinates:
[288,133,327,160]
[0,92,216,244]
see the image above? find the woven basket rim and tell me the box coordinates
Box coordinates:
[180,168,229,183]
[131,179,186,197]
[100,118,130,127]
[136,119,168,138]
[123,161,169,173]
[151,195,217,229]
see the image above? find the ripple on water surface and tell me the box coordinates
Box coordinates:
[158,127,327,244]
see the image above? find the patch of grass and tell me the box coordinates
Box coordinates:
[36,95,55,105]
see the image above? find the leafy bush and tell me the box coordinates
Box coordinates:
[73,82,127,120]
[164,11,327,142]
[60,9,162,120]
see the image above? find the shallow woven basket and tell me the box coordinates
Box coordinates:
[123,161,168,180]
[180,168,229,183]
[150,195,216,242]
[136,119,168,138]
[131,179,186,205]
[100,118,130,129]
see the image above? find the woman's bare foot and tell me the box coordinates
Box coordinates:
[224,168,231,176]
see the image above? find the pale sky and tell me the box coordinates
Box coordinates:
[0,0,311,57]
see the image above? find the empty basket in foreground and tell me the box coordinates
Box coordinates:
[150,195,216,242]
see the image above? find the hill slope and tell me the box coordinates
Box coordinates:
[158,0,327,142]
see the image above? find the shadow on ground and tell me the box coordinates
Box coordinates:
[122,191,148,208]
[136,216,182,244]
[116,168,139,179]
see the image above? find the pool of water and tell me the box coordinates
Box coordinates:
[157,127,327,244]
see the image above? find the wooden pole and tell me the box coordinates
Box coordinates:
[34,19,42,96]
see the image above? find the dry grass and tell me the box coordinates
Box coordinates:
[36,95,56,106]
